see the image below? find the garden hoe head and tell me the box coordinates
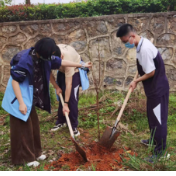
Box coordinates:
[71,137,88,162]
[99,126,120,150]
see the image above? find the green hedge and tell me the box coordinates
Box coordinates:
[0,0,176,22]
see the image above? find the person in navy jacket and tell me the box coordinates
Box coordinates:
[2,37,92,167]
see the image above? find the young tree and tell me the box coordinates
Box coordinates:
[25,0,30,5]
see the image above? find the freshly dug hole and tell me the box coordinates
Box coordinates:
[44,141,136,171]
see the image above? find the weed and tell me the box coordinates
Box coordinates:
[122,145,176,171]
[60,165,70,171]
[91,164,96,171]
[37,163,45,171]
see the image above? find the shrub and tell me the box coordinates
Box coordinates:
[0,0,175,22]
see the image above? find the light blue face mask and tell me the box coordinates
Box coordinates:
[125,42,135,48]
[124,36,135,48]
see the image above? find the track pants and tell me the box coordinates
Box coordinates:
[56,72,81,129]
[147,92,169,154]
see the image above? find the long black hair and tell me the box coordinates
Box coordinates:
[54,45,61,58]
[34,37,57,60]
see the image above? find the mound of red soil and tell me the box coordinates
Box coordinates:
[45,142,134,171]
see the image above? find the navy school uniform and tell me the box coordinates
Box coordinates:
[55,60,89,130]
[56,71,81,129]
[136,38,169,154]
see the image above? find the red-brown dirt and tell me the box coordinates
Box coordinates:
[44,141,135,171]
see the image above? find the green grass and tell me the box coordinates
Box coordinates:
[78,93,96,108]
[0,91,176,171]
[122,145,176,171]
[0,92,7,115]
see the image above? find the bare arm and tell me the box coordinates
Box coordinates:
[62,60,92,68]
[50,72,59,89]
[50,72,62,95]
[65,76,72,102]
[12,79,27,115]
[62,76,73,115]
[135,70,155,83]
[130,70,155,92]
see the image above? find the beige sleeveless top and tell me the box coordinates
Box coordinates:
[58,44,81,77]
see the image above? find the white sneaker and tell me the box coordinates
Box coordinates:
[73,128,80,137]
[160,153,170,161]
[37,154,46,161]
[51,123,67,132]
[27,161,40,167]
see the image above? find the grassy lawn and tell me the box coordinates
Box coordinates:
[0,89,176,171]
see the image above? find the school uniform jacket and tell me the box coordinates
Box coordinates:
[2,48,62,122]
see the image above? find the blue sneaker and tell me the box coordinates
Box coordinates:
[144,153,170,163]
[140,139,156,147]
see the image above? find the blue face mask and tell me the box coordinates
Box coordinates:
[125,42,135,48]
[124,35,135,48]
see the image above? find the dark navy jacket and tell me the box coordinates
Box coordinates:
[4,48,62,116]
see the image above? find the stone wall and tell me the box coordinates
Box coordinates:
[0,12,176,93]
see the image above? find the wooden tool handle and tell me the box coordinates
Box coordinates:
[114,72,138,127]
[59,94,74,138]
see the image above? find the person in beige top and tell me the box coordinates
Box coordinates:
[50,44,90,136]
[58,44,81,77]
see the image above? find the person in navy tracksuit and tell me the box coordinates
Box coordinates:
[2,38,91,167]
[116,24,170,163]
[50,44,90,136]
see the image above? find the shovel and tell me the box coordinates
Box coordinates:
[59,93,88,162]
[99,72,138,149]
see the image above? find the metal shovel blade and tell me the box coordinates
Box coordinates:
[99,126,120,150]
[71,137,88,162]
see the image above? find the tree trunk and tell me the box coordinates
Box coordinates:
[25,0,31,5]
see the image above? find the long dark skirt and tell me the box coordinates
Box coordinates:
[10,107,42,165]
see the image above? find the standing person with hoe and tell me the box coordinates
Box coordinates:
[50,44,90,137]
[1,38,92,167]
[116,24,170,163]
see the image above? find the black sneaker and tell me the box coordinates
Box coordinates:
[51,123,67,132]
[73,128,80,137]
[140,139,156,147]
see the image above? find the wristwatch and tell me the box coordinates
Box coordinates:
[80,61,86,68]
[64,102,69,104]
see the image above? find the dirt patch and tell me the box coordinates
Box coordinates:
[126,97,146,114]
[44,142,135,171]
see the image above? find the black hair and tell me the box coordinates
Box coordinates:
[116,24,134,37]
[34,37,57,60]
[55,45,61,58]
